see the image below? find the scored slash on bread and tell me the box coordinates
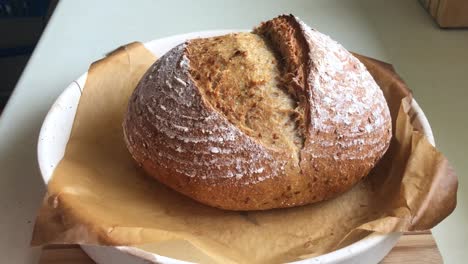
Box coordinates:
[123,14,392,210]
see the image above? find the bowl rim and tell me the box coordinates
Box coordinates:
[37,30,435,264]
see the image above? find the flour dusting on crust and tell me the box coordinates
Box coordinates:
[125,44,286,185]
[296,18,391,161]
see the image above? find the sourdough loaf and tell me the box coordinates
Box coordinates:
[123,15,392,210]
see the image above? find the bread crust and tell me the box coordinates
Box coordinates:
[123,15,392,210]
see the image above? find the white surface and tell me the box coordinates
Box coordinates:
[38,31,425,264]
[0,0,466,263]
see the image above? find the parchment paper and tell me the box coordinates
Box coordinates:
[31,42,458,263]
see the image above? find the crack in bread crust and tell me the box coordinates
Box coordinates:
[254,15,312,168]
[187,33,305,162]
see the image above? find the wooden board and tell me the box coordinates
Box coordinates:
[38,231,443,264]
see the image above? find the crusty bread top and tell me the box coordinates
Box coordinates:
[257,15,391,164]
[298,17,390,164]
[187,33,304,162]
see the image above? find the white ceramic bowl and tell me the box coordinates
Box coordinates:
[37,31,435,264]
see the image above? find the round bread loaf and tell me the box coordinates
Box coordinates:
[123,15,392,210]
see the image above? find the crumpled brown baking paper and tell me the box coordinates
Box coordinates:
[31,42,458,263]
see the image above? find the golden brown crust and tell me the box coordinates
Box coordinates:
[187,33,303,156]
[123,15,392,210]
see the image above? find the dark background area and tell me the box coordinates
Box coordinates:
[0,0,58,111]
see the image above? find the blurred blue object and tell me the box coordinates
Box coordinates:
[0,0,50,17]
